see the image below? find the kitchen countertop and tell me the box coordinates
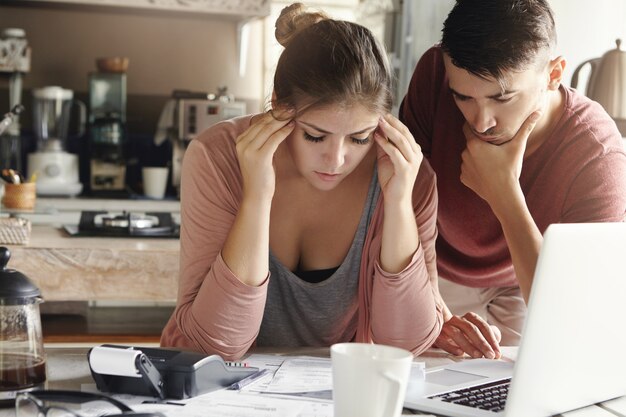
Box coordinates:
[4,224,179,302]
[1,196,181,225]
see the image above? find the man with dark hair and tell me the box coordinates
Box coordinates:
[400,0,626,359]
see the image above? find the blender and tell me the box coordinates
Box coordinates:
[27,86,86,196]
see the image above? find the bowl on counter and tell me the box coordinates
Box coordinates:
[96,57,129,73]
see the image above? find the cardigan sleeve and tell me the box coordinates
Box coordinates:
[367,159,443,355]
[160,122,268,360]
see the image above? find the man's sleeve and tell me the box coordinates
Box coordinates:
[399,46,445,158]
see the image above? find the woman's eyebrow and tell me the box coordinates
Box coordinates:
[298,120,378,135]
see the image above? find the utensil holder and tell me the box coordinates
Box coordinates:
[2,182,36,210]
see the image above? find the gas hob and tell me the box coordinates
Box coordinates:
[63,211,179,238]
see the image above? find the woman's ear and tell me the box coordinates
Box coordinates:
[271,91,277,109]
[547,56,566,91]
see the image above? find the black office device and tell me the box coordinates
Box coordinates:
[88,344,259,399]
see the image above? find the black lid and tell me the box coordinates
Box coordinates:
[0,246,42,303]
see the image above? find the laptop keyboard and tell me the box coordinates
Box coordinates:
[429,378,511,413]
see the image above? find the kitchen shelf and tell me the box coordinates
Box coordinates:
[10,0,269,76]
[16,0,270,19]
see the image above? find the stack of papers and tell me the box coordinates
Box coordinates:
[81,354,426,417]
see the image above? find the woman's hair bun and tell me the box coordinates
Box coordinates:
[275,2,329,48]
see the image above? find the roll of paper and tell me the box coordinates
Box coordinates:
[89,346,142,378]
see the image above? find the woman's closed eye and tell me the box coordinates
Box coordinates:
[303,132,371,145]
[351,136,370,145]
[304,132,324,143]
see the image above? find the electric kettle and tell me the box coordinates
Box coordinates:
[0,247,46,407]
[571,39,626,134]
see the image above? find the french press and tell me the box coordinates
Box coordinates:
[0,247,46,407]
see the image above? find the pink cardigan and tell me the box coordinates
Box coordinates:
[161,115,443,360]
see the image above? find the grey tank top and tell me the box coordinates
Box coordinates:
[256,169,380,347]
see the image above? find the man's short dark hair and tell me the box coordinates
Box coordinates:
[441,0,556,83]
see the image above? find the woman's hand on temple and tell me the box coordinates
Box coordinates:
[235,108,295,202]
[374,113,424,203]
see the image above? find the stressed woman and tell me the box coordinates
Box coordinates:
[160,2,443,360]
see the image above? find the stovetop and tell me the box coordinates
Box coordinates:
[64,210,179,238]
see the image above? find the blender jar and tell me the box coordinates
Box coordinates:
[32,86,85,152]
[0,247,46,407]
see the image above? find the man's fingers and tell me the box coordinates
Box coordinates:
[462,312,501,358]
[490,325,502,343]
[442,315,501,359]
[513,110,541,147]
[441,319,484,358]
[435,334,465,357]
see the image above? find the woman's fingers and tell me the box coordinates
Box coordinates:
[263,120,295,155]
[377,114,420,163]
[237,107,294,148]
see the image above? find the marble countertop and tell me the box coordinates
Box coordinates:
[4,225,179,302]
[1,197,181,225]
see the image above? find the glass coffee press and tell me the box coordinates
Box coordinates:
[0,247,46,407]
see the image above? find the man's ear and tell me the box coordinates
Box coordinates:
[547,56,566,91]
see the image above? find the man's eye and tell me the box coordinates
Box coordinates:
[351,136,371,145]
[495,96,513,103]
[304,132,324,142]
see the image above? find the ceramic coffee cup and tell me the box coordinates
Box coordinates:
[331,342,413,417]
[142,167,168,199]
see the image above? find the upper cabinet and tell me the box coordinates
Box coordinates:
[18,0,271,19]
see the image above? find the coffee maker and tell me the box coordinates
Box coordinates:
[88,72,127,194]
[0,247,46,407]
[27,86,85,196]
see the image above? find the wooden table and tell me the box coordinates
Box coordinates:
[0,344,456,417]
[4,225,179,302]
[0,345,624,417]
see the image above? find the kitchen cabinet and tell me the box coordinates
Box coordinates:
[10,0,270,80]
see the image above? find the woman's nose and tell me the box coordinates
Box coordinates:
[323,140,345,169]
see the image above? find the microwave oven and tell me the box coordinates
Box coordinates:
[172,99,246,190]
[177,99,246,141]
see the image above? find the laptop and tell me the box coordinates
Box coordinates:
[404,222,626,416]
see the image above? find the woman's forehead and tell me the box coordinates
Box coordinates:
[296,103,380,132]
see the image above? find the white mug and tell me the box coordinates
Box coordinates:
[142,167,169,199]
[331,342,413,417]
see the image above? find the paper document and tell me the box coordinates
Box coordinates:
[81,383,308,417]
[133,390,307,417]
[77,353,427,417]
[264,357,333,394]
[236,354,285,392]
